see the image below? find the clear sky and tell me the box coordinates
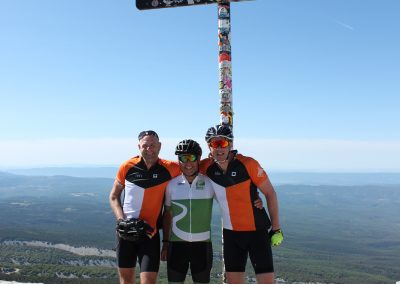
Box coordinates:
[1,0,399,171]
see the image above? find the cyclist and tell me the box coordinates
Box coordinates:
[200,125,283,284]
[109,130,180,284]
[161,139,214,283]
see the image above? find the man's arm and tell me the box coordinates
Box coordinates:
[109,179,125,220]
[258,177,281,231]
[160,206,172,261]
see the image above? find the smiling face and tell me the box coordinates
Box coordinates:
[138,135,161,167]
[179,158,199,179]
[208,137,232,163]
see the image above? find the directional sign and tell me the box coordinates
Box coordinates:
[136,0,249,10]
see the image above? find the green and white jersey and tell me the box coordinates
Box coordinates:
[165,173,214,242]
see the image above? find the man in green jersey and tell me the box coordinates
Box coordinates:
[161,139,214,283]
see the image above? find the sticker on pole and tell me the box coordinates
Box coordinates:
[136,0,252,10]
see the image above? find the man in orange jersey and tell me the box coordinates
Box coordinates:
[109,130,180,284]
[200,125,283,284]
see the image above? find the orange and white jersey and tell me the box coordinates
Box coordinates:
[200,153,271,231]
[116,156,180,231]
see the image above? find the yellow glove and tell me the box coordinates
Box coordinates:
[269,229,283,247]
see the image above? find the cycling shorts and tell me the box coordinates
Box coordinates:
[223,229,274,274]
[116,232,160,272]
[167,241,213,283]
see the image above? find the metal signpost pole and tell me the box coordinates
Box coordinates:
[217,2,232,282]
[218,1,233,128]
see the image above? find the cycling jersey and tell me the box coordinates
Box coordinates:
[116,156,180,232]
[200,153,271,231]
[165,173,214,242]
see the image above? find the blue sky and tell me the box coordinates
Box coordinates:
[1,0,399,171]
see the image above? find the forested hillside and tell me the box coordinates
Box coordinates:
[1,172,399,283]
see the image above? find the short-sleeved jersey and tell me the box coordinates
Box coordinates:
[200,153,271,231]
[165,173,214,242]
[116,156,180,232]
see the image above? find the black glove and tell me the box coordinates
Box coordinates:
[116,218,154,242]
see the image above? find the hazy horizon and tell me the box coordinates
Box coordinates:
[3,166,400,187]
[1,138,400,172]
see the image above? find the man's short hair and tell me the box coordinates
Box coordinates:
[138,130,159,141]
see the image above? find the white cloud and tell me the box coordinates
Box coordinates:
[1,138,399,172]
[333,19,355,31]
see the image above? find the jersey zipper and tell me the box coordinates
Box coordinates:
[189,183,192,241]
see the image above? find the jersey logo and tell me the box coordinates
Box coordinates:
[231,172,236,177]
[196,179,205,190]
[214,171,221,176]
[153,174,158,179]
[128,172,143,179]
[257,167,265,177]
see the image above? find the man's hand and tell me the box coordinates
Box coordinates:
[160,241,169,261]
[269,229,283,247]
[253,192,264,209]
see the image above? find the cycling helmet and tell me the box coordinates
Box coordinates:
[175,139,202,156]
[205,124,234,142]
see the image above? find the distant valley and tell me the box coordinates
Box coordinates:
[0,170,399,283]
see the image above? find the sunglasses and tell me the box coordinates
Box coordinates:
[138,130,159,141]
[178,154,198,163]
[209,139,230,149]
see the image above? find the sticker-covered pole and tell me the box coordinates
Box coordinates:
[218,2,232,283]
[218,1,233,127]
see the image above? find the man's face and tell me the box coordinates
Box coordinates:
[178,154,199,178]
[138,135,161,163]
[208,137,231,162]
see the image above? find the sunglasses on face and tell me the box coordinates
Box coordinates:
[209,139,230,149]
[178,154,198,163]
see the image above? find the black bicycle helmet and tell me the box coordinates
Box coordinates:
[175,139,202,156]
[205,124,234,142]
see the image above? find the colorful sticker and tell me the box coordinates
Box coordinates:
[219,32,231,52]
[218,19,230,29]
[220,113,232,125]
[163,0,174,6]
[219,81,232,94]
[220,104,232,113]
[218,5,230,19]
[219,53,231,62]
[220,92,232,103]
[219,61,231,69]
